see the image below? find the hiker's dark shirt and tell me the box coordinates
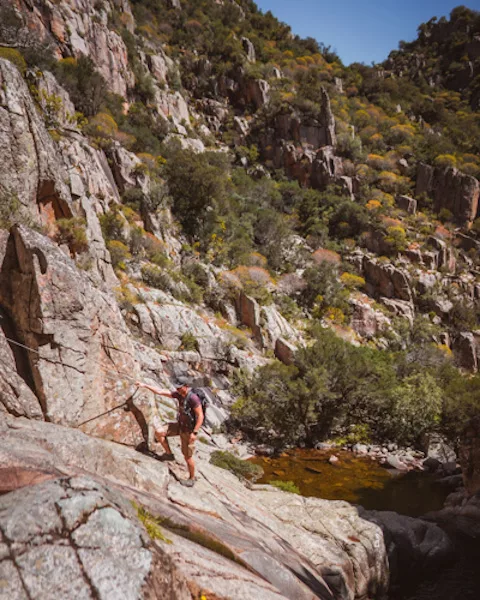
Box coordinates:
[172,390,201,432]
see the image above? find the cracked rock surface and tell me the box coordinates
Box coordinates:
[0,225,143,444]
[0,477,163,600]
[0,415,389,600]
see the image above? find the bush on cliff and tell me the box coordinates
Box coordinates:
[165,149,230,240]
[55,56,107,117]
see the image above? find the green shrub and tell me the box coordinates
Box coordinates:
[340,272,366,290]
[55,217,89,254]
[141,264,170,289]
[232,327,450,448]
[99,208,125,243]
[269,480,300,494]
[179,332,199,352]
[209,451,264,482]
[107,240,131,270]
[0,48,27,74]
[165,149,230,240]
[55,56,107,117]
[122,187,144,211]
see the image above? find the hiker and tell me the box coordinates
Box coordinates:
[136,376,204,487]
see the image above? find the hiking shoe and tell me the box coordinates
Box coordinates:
[179,478,195,487]
[158,453,175,462]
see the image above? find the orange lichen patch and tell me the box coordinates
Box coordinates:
[407,242,421,251]
[312,248,341,265]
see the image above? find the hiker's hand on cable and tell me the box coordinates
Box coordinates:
[136,381,146,389]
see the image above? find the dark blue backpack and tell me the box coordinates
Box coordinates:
[183,388,209,430]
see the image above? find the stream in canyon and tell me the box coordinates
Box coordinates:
[250,449,449,516]
[251,449,480,599]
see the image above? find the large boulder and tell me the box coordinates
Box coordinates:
[459,416,480,496]
[359,509,453,591]
[0,225,143,444]
[453,332,478,372]
[236,292,264,346]
[261,304,299,349]
[242,36,256,62]
[350,294,391,339]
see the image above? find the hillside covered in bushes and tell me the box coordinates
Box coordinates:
[0,0,479,454]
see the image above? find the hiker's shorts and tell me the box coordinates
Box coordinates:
[157,422,195,458]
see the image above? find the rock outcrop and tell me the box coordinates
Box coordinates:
[0,225,143,444]
[0,476,190,600]
[350,294,391,339]
[0,59,116,284]
[396,195,417,214]
[416,163,480,227]
[363,258,413,303]
[360,509,453,592]
[0,414,390,600]
[20,0,135,97]
[0,59,72,225]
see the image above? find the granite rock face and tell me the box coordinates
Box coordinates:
[133,289,233,359]
[0,225,143,444]
[363,258,413,303]
[0,59,116,285]
[19,0,135,97]
[0,59,72,226]
[0,414,390,600]
[0,475,191,600]
[416,162,480,226]
[453,332,478,372]
[350,294,391,339]
[396,195,417,214]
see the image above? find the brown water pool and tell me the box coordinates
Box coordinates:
[249,449,450,517]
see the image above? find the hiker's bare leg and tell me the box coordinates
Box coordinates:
[185,456,195,479]
[155,430,173,454]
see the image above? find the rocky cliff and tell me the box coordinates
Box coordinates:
[0,1,479,598]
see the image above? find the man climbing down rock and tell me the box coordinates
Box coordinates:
[136,376,204,487]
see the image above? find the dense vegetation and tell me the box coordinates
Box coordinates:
[232,326,480,449]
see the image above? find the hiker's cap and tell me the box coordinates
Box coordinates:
[174,375,191,389]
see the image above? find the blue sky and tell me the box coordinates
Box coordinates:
[255,1,480,65]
